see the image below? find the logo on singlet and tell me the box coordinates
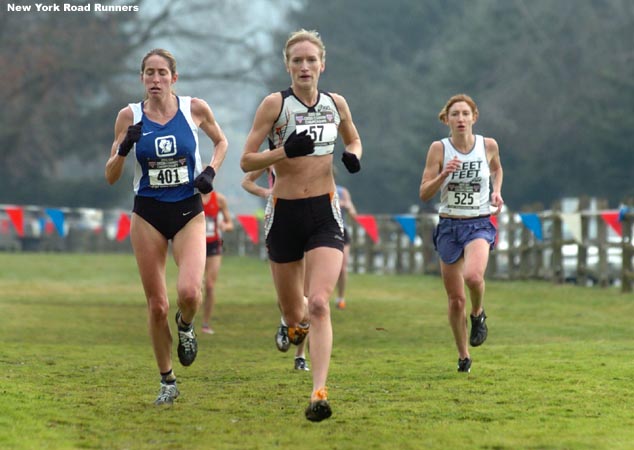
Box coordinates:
[155,135,177,157]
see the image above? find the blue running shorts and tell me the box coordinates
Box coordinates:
[433,216,497,264]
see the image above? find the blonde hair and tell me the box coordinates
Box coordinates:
[438,94,479,123]
[283,29,326,64]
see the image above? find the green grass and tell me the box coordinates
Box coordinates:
[1,252,633,449]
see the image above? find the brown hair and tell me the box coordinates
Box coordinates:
[283,29,326,65]
[438,94,479,123]
[141,48,177,75]
[140,49,177,98]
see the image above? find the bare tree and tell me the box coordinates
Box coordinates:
[0,0,287,206]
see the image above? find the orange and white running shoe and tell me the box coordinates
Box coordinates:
[288,322,310,345]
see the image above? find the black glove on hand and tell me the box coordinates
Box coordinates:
[194,166,216,194]
[342,151,361,173]
[117,121,143,157]
[284,130,315,158]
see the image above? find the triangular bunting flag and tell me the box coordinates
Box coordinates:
[519,213,543,241]
[489,215,499,245]
[116,213,131,241]
[600,211,622,237]
[393,215,416,243]
[560,213,583,244]
[5,206,25,237]
[45,208,66,237]
[237,215,259,244]
[355,214,379,243]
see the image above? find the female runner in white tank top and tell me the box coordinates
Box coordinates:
[419,94,503,374]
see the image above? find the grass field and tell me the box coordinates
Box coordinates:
[1,252,633,450]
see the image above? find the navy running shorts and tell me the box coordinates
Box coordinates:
[433,215,497,264]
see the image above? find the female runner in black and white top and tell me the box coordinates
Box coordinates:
[240,29,362,422]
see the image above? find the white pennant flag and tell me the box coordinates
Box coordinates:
[560,213,583,244]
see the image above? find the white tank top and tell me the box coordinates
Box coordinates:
[438,135,491,217]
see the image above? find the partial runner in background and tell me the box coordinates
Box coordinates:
[334,184,357,310]
[242,167,310,371]
[200,191,234,335]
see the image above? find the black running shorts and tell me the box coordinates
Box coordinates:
[206,239,223,257]
[265,193,345,263]
[133,194,203,240]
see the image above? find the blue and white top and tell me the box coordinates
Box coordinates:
[128,96,203,202]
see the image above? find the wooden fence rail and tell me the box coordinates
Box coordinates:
[2,203,633,292]
[223,207,631,292]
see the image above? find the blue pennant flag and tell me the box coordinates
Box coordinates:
[393,215,416,243]
[519,213,543,241]
[45,208,65,237]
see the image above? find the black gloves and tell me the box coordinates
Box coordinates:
[284,130,315,158]
[342,151,361,173]
[117,121,143,157]
[194,166,216,194]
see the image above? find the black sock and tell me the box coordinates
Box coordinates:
[161,369,176,384]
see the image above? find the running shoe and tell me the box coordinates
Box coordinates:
[294,357,310,371]
[288,323,310,346]
[305,387,332,422]
[336,298,346,310]
[275,321,291,352]
[201,325,215,335]
[457,357,472,373]
[175,310,198,366]
[469,309,488,347]
[154,381,180,406]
